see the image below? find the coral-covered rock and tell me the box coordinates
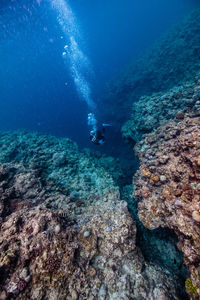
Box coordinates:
[134,111,200,297]
[0,188,179,299]
[0,131,124,214]
[122,74,200,144]
[0,131,182,299]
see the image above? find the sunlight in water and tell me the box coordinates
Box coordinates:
[50,0,96,110]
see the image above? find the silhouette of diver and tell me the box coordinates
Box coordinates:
[88,113,111,145]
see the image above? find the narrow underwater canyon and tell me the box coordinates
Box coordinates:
[0,7,200,300]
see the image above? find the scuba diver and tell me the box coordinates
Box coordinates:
[88,113,111,145]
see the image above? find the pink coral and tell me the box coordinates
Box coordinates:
[17,279,27,292]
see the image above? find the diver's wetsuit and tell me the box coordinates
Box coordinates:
[90,128,105,145]
[88,113,110,145]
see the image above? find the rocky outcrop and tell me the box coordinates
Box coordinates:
[0,198,181,300]
[121,43,200,300]
[134,110,200,298]
[0,133,182,299]
[122,75,200,145]
[0,131,124,213]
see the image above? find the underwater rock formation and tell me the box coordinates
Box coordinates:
[134,110,200,298]
[0,132,182,299]
[119,21,200,298]
[97,7,200,300]
[100,8,200,138]
[0,131,124,212]
[0,197,179,300]
[122,73,200,145]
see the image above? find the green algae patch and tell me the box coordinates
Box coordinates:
[185,278,198,297]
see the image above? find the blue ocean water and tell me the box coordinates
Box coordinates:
[0,0,199,152]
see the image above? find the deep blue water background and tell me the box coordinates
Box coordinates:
[0,0,200,156]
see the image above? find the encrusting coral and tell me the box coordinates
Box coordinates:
[122,74,200,145]
[93,7,200,300]
[0,132,182,299]
[134,109,200,298]
[0,131,123,217]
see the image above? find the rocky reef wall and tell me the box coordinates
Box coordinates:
[104,7,200,300]
[122,73,200,145]
[133,107,200,299]
[122,50,200,300]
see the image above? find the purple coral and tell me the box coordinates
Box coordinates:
[17,279,27,292]
[45,255,61,273]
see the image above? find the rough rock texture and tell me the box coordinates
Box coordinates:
[0,131,187,284]
[134,110,200,298]
[122,184,187,281]
[122,75,200,145]
[121,32,200,299]
[0,160,181,299]
[99,9,200,140]
[97,7,200,300]
[0,131,186,299]
[0,131,124,216]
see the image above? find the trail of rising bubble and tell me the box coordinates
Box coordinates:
[50,0,96,110]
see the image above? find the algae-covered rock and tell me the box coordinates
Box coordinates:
[0,200,181,299]
[122,73,200,145]
[0,131,123,211]
[134,110,200,298]
[0,161,180,299]
[0,131,183,299]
